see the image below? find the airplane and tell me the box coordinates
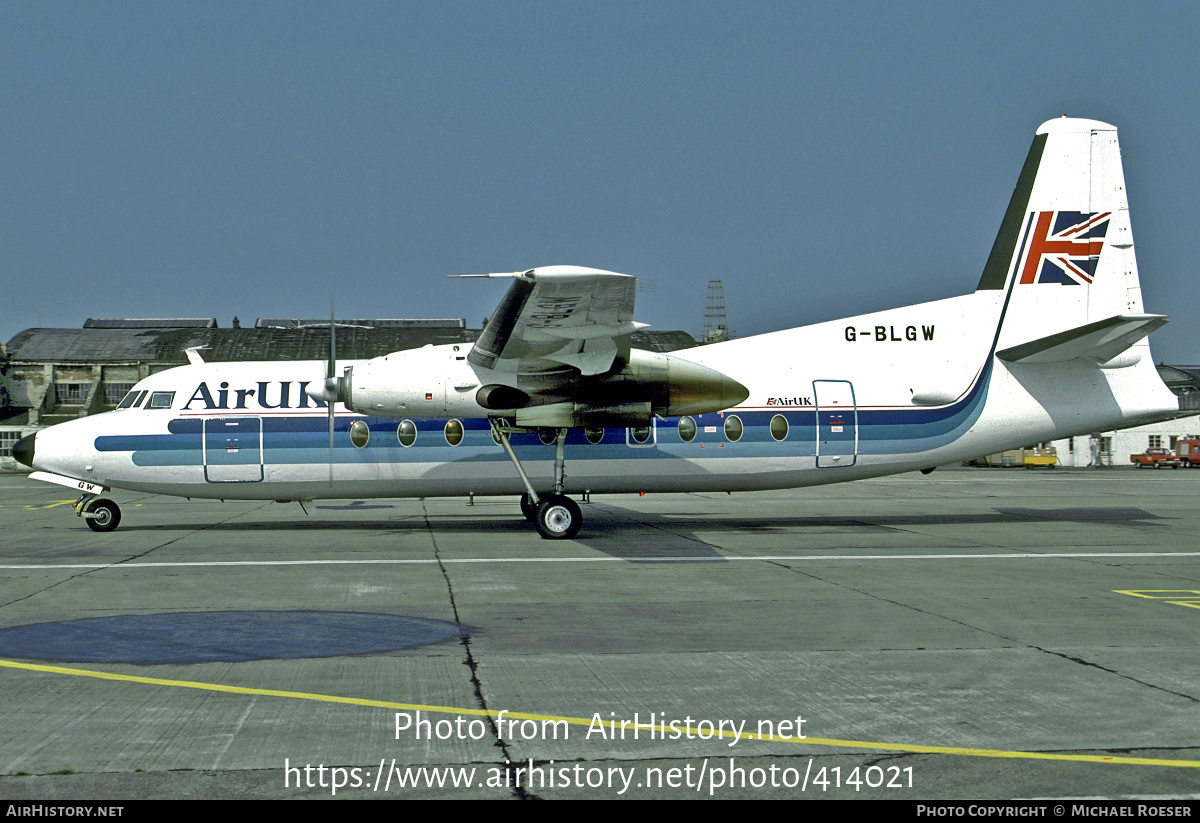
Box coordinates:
[11,116,1182,539]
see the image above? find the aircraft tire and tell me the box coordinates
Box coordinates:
[534,495,582,540]
[85,499,122,533]
[519,493,537,522]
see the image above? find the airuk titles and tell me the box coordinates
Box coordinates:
[182,381,325,411]
[845,325,935,342]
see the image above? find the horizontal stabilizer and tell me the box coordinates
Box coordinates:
[995,314,1167,365]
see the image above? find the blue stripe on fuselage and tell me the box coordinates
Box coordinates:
[94,360,991,468]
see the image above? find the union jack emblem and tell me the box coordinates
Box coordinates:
[1017,211,1111,285]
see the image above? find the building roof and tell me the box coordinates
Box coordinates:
[5,327,697,365]
[256,318,466,329]
[83,318,219,329]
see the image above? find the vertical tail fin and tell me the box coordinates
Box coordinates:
[978,117,1158,361]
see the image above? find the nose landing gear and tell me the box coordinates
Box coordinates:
[77,496,122,532]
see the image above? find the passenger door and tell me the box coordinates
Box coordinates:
[813,380,857,468]
[203,416,264,482]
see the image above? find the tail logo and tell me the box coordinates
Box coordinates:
[1017,211,1111,286]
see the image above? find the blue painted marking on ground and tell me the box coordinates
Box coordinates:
[0,611,464,664]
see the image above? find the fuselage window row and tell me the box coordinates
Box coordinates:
[349,415,798,448]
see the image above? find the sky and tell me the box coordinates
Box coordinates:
[3,1,1199,362]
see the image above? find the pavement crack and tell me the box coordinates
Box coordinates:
[421,501,538,800]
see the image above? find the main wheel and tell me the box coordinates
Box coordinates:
[85,499,122,532]
[519,493,537,522]
[534,495,582,540]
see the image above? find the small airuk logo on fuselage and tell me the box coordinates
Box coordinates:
[1017,211,1111,286]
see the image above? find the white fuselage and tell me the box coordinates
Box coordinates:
[26,290,1178,502]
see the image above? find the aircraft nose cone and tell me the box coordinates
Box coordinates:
[11,433,35,469]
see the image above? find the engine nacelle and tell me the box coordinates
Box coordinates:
[339,345,487,418]
[328,344,749,425]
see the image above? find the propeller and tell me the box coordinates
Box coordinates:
[326,301,336,484]
[303,301,346,485]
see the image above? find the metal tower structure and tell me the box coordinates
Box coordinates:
[703,280,731,343]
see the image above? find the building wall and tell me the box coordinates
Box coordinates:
[1050,415,1200,468]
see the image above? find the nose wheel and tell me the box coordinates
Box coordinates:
[82,498,122,532]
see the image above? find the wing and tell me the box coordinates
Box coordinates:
[466,266,645,376]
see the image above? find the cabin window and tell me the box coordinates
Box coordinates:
[538,428,557,446]
[677,416,697,443]
[397,420,417,447]
[724,415,743,442]
[349,420,370,448]
[770,414,789,442]
[444,419,464,446]
[148,391,175,409]
[585,427,605,444]
[630,425,652,444]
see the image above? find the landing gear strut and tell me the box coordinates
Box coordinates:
[492,419,582,540]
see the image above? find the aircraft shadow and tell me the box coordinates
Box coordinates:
[111,505,1171,563]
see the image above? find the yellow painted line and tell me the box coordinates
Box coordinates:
[1115,590,1200,600]
[1115,590,1200,612]
[1,658,1197,768]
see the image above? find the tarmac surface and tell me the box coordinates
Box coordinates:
[0,466,1197,800]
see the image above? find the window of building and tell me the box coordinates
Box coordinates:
[0,432,20,458]
[1148,435,1162,449]
[55,384,88,405]
[103,383,135,405]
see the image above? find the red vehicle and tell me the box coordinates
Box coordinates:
[1175,439,1200,468]
[1131,448,1181,468]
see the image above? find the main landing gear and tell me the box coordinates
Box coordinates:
[492,419,582,540]
[76,494,122,532]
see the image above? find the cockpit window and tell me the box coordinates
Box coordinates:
[119,390,150,409]
[148,391,175,409]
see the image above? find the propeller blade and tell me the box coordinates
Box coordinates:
[328,300,336,485]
